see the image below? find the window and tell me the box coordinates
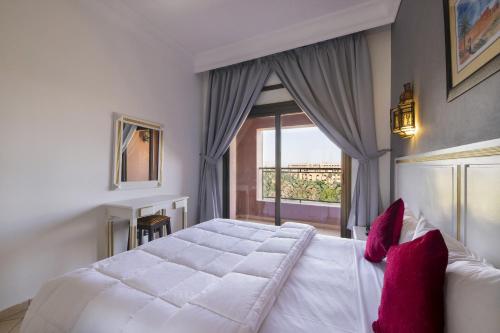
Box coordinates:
[224,101,349,236]
[257,126,341,206]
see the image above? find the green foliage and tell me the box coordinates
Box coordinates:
[262,169,341,203]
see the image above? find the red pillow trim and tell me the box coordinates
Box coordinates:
[364,198,405,263]
[373,230,449,333]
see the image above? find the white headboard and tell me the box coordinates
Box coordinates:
[395,138,500,268]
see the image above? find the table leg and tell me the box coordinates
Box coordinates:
[107,216,114,257]
[161,209,167,235]
[138,230,143,246]
[182,205,188,229]
[129,215,137,249]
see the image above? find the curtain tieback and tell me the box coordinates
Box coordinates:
[359,149,391,164]
[202,155,218,165]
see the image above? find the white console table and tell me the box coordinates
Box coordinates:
[105,194,188,257]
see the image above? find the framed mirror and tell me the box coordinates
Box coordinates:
[112,114,164,189]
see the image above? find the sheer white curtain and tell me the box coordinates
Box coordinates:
[121,123,137,153]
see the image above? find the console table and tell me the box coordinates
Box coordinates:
[105,194,188,257]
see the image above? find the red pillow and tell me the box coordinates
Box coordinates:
[364,198,404,262]
[373,230,448,333]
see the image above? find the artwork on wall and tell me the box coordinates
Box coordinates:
[444,0,500,100]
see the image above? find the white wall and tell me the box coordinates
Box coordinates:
[366,25,392,208]
[0,0,202,310]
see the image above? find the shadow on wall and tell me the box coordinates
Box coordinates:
[0,206,104,310]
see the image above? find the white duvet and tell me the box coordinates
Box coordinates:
[260,235,385,333]
[21,219,316,333]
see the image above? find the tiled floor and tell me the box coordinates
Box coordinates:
[0,301,29,333]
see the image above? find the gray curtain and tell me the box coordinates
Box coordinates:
[271,33,388,228]
[198,61,271,221]
[121,124,137,153]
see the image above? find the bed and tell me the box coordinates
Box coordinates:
[21,138,500,333]
[21,219,384,333]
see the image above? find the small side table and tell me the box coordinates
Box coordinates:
[105,194,188,257]
[353,226,369,241]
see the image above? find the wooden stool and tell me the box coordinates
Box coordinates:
[137,215,171,245]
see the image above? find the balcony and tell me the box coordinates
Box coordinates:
[259,167,342,205]
[230,112,342,236]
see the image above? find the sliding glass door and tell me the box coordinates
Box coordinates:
[224,102,347,235]
[279,113,342,234]
[226,113,277,225]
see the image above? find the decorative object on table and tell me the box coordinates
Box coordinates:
[444,0,500,101]
[391,83,416,138]
[112,114,164,190]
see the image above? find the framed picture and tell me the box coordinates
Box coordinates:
[444,0,500,101]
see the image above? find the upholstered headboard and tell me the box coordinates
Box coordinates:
[395,138,500,267]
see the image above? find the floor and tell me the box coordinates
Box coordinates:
[0,301,29,333]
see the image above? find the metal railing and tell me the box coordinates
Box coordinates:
[260,167,342,204]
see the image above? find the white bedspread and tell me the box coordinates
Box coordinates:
[260,235,385,333]
[21,219,316,333]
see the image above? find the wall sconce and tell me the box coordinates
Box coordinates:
[391,83,416,138]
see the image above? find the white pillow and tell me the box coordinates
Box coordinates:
[445,260,500,333]
[412,215,436,239]
[412,216,479,264]
[398,207,418,244]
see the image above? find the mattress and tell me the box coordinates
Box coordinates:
[21,219,384,333]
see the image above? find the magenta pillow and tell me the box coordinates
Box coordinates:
[364,198,404,262]
[373,230,449,333]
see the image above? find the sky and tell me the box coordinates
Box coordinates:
[457,0,498,25]
[261,127,341,167]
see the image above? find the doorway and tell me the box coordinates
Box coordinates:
[223,101,350,236]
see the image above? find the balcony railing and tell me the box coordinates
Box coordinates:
[260,167,342,204]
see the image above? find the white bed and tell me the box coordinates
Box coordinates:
[21,219,384,333]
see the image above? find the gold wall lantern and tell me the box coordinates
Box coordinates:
[391,83,416,138]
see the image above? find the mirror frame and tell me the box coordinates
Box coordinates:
[112,114,164,190]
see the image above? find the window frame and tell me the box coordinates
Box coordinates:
[222,101,351,236]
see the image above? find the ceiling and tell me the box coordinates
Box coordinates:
[120,0,401,72]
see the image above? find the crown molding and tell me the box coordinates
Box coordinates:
[87,0,194,60]
[194,0,400,73]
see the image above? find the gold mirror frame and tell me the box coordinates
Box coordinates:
[112,114,164,190]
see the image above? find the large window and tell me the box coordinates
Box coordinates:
[257,126,341,205]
